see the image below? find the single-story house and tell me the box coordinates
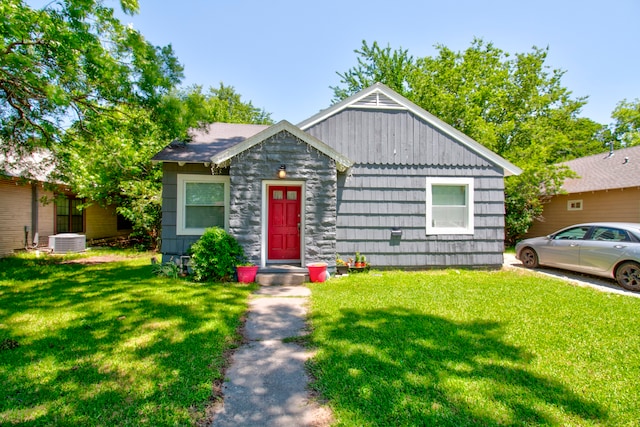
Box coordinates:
[525,144,640,237]
[152,83,521,271]
[0,152,132,256]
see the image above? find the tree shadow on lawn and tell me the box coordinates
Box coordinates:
[310,307,607,426]
[0,257,251,425]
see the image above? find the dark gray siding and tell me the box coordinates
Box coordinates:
[229,130,337,266]
[307,108,494,167]
[306,108,506,268]
[160,163,220,262]
[160,131,338,267]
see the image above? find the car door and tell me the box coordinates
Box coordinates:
[539,225,591,269]
[578,226,631,274]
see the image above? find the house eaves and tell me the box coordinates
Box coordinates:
[210,120,354,172]
[298,82,522,177]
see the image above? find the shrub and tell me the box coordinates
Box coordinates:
[189,227,246,282]
[151,257,180,279]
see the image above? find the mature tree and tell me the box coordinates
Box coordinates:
[59,85,272,248]
[154,83,272,141]
[332,41,413,101]
[333,39,608,244]
[611,99,640,148]
[0,0,182,156]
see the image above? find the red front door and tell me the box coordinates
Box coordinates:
[268,186,301,261]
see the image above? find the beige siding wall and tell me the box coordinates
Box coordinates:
[526,188,640,237]
[85,203,128,240]
[0,179,55,255]
[1,177,130,256]
[36,188,55,246]
[0,179,31,255]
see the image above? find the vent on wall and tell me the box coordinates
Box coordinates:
[49,234,86,254]
[352,92,405,109]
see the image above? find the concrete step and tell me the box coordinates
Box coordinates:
[256,272,307,286]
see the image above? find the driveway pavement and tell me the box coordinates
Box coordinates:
[503,253,640,298]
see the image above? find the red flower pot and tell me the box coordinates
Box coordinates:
[236,266,258,283]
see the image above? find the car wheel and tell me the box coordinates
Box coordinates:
[615,261,640,292]
[520,247,539,268]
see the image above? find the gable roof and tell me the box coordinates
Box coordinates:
[560,145,640,193]
[298,83,522,176]
[152,122,269,164]
[210,120,354,172]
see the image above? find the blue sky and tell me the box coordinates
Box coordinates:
[122,0,638,126]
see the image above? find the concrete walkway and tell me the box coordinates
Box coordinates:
[211,285,331,427]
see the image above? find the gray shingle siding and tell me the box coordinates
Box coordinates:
[160,162,225,262]
[307,109,506,268]
[307,108,493,167]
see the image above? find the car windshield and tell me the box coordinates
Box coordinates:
[552,226,590,240]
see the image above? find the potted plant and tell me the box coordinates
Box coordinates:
[355,252,362,268]
[236,262,259,283]
[336,255,348,275]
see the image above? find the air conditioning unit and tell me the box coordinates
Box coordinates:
[49,233,86,254]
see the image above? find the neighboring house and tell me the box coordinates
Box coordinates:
[0,153,132,256]
[153,83,521,271]
[525,144,640,238]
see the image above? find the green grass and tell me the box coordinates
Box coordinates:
[0,251,255,426]
[308,269,640,426]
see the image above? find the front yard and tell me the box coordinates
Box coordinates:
[308,269,640,426]
[0,251,254,426]
[2,253,639,426]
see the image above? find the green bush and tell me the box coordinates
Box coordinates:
[151,257,180,279]
[189,227,246,282]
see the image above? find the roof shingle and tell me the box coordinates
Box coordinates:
[152,122,269,163]
[561,145,640,193]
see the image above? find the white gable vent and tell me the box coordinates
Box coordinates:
[49,233,86,254]
[352,91,405,109]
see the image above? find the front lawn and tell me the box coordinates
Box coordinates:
[0,251,254,426]
[309,269,640,426]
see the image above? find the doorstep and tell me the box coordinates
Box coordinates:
[256,265,309,286]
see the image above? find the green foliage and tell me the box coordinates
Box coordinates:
[309,270,640,426]
[334,39,610,241]
[56,85,272,249]
[0,252,253,425]
[154,83,272,141]
[332,41,414,101]
[151,258,180,279]
[611,98,640,148]
[189,227,247,282]
[0,0,182,155]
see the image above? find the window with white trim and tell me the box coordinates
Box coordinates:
[426,177,474,235]
[567,199,583,211]
[177,174,230,235]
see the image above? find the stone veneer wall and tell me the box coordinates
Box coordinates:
[229,130,338,267]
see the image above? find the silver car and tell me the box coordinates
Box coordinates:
[515,222,640,292]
